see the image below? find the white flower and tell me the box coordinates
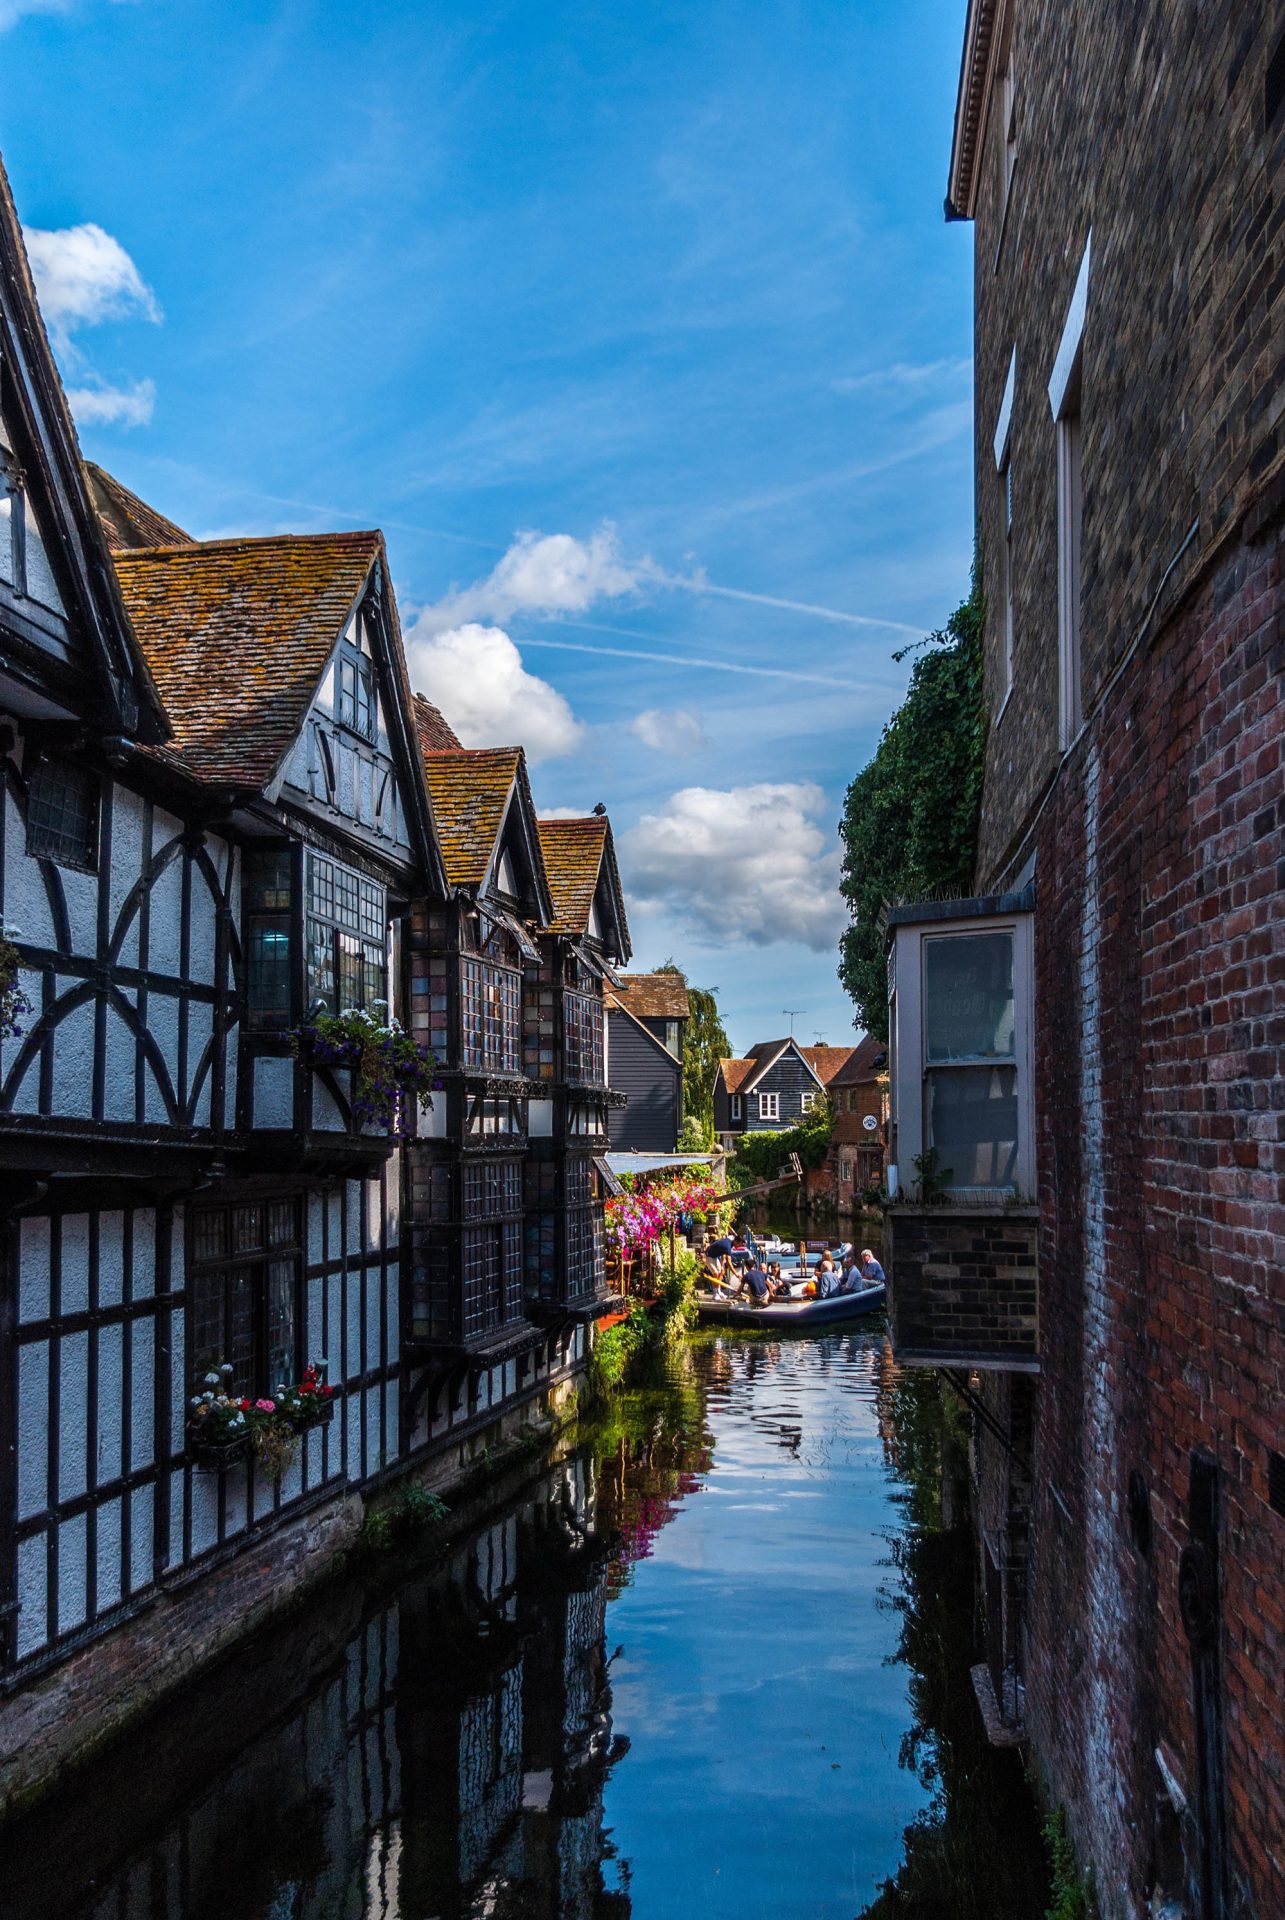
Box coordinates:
[189,1396,201,1410]
[203,1370,220,1387]
[220,1362,233,1375]
[201,1391,213,1403]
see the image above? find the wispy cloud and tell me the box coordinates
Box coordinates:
[421,523,645,636]
[65,376,155,427]
[631,707,706,757]
[516,626,862,690]
[831,357,971,395]
[672,575,922,637]
[23,221,160,344]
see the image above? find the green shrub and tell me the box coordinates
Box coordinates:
[363,1480,449,1553]
[1043,1811,1092,1920]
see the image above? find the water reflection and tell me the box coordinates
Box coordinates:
[0,1327,1046,1920]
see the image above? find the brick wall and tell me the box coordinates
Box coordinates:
[1024,500,1285,1918]
[971,1,1285,891]
[886,1206,1039,1365]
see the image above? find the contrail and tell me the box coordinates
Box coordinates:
[674,577,924,637]
[514,627,887,691]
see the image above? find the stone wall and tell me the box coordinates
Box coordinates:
[885,1206,1039,1367]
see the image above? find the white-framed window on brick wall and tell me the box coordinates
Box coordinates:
[993,348,1017,712]
[1049,233,1091,751]
[885,895,1035,1202]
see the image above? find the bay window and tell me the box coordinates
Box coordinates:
[887,896,1034,1200]
[306,851,387,1015]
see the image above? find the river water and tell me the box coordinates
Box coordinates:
[0,1327,1049,1919]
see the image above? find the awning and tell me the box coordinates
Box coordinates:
[603,1150,717,1178]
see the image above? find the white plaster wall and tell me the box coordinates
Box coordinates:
[254,1055,294,1129]
[146,846,183,979]
[102,1002,136,1123]
[51,991,96,1118]
[99,1211,125,1307]
[107,785,146,969]
[61,1216,90,1316]
[16,1344,46,1519]
[145,994,179,1124]
[187,867,219,986]
[186,1000,213,1125]
[19,1215,50,1323]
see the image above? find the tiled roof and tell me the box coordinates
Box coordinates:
[538,817,606,936]
[829,1033,887,1084]
[799,1044,859,1086]
[719,1058,755,1095]
[604,972,690,1020]
[112,532,380,788]
[84,463,191,552]
[420,746,521,888]
[413,692,461,753]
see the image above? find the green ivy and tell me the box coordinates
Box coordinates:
[838,570,987,1042]
[728,1100,834,1184]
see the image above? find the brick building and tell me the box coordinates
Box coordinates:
[883,6,1285,1916]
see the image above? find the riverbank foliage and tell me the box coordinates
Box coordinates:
[590,1249,699,1397]
[838,574,986,1042]
[728,1099,834,1186]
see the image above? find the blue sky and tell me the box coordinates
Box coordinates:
[1,0,973,1054]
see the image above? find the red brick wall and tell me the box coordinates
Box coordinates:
[1024,500,1284,1918]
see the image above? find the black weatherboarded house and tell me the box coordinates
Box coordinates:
[604,972,689,1153]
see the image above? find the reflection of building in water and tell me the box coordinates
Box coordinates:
[0,1457,630,1920]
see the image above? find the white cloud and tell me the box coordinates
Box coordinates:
[540,805,595,820]
[620,782,845,953]
[832,357,971,395]
[65,376,155,428]
[23,222,161,343]
[421,523,647,635]
[0,0,133,29]
[631,707,706,756]
[404,620,584,765]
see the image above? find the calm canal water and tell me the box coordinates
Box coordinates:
[0,1327,1048,1919]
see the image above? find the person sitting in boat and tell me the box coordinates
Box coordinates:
[858,1247,886,1285]
[766,1261,788,1299]
[838,1253,866,1294]
[813,1257,840,1300]
[742,1261,772,1306]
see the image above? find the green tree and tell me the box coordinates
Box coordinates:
[838,572,986,1042]
[654,960,730,1139]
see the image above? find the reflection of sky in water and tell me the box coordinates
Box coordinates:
[601,1332,923,1918]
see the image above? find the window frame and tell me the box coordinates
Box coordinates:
[305,849,388,1018]
[800,1090,817,1113]
[187,1197,304,1403]
[758,1090,780,1122]
[336,641,378,742]
[887,904,1035,1201]
[244,843,297,1032]
[1049,234,1092,753]
[25,754,100,873]
[730,1092,743,1122]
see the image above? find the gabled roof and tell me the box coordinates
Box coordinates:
[0,151,169,741]
[113,531,382,789]
[413,692,461,753]
[85,463,191,552]
[717,1058,755,1096]
[536,814,631,960]
[420,742,553,924]
[829,1033,886,1085]
[799,1044,859,1087]
[605,972,690,1021]
[607,991,683,1071]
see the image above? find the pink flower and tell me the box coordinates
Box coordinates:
[255,1398,275,1413]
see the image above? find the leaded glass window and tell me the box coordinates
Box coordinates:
[306,851,387,1015]
[25,757,98,871]
[188,1197,302,1401]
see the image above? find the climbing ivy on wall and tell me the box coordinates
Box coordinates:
[838,570,987,1043]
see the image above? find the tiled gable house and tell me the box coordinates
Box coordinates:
[712,1039,855,1149]
[0,149,631,1810]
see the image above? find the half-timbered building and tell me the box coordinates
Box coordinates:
[526,813,630,1324]
[404,702,565,1438]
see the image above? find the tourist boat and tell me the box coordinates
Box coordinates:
[695,1281,885,1329]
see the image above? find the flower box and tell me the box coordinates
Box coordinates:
[293,1396,335,1433]
[190,1433,251,1472]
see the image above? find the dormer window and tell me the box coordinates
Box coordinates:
[337,645,376,740]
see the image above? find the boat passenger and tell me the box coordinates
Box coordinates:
[859,1248,886,1285]
[742,1262,771,1306]
[814,1258,840,1300]
[766,1261,788,1299]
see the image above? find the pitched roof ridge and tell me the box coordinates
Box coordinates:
[114,527,382,559]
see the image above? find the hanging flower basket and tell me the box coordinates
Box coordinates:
[191,1432,252,1473]
[296,1005,437,1135]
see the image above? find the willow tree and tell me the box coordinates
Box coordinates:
[654,960,730,1141]
[838,575,986,1042]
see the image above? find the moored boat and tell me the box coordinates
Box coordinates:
[695,1282,885,1329]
